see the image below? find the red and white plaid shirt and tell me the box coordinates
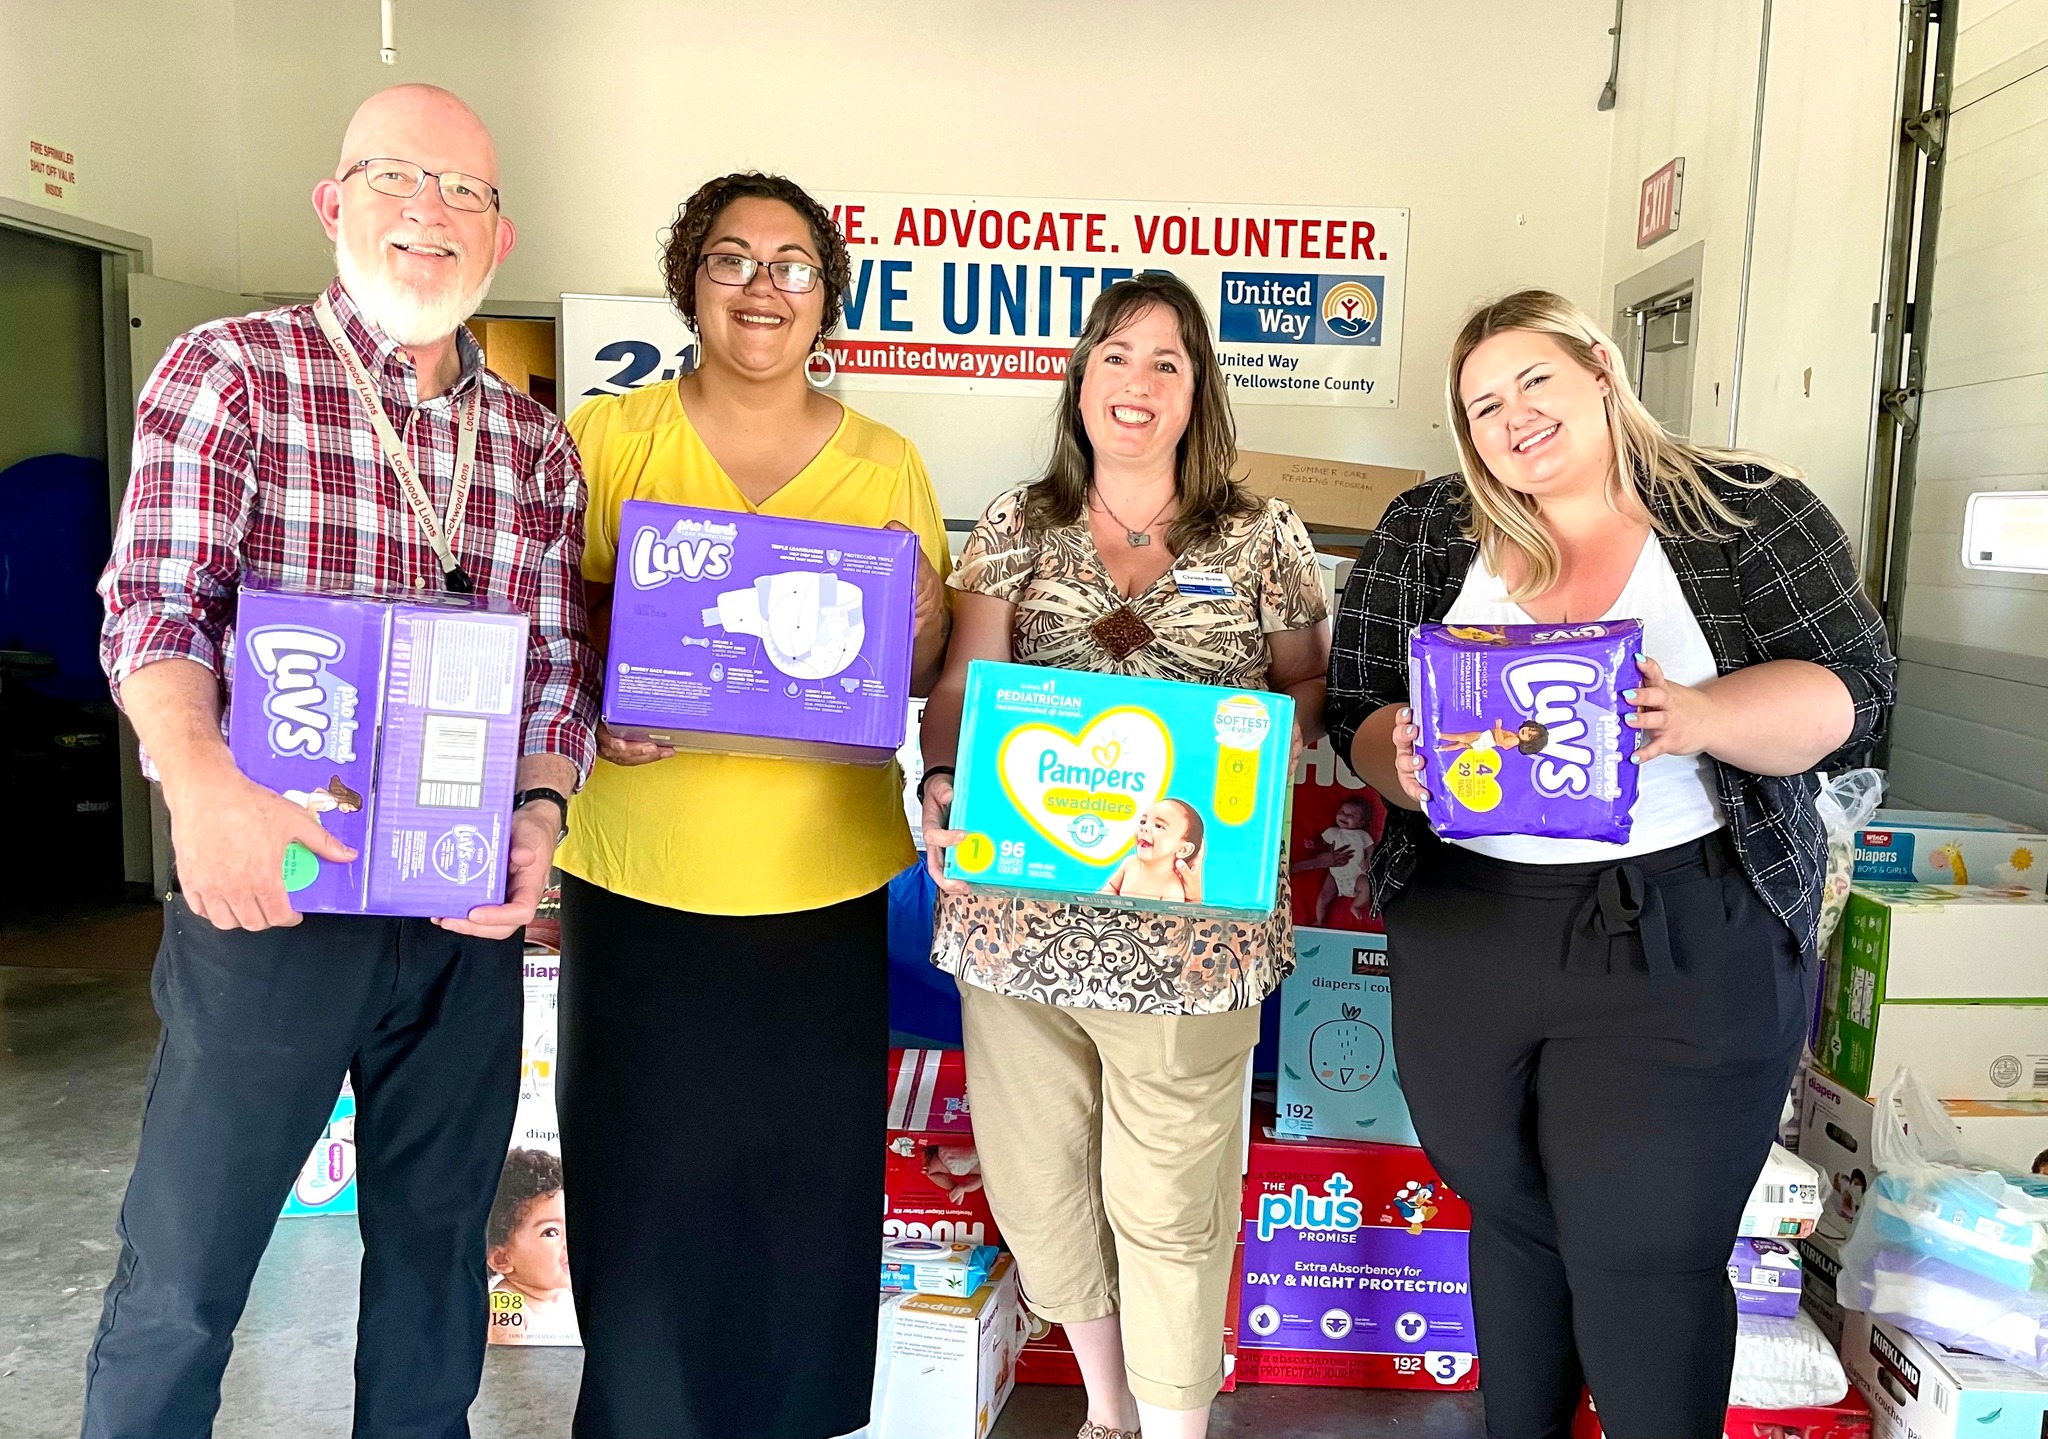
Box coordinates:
[100,277,599,778]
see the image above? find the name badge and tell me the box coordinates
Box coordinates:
[1173,568,1235,598]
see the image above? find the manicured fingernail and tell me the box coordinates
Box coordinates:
[1630,753,1643,764]
[1635,651,1648,662]
[1623,688,1638,701]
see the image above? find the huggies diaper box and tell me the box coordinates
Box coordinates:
[1408,621,1641,842]
[1855,810,2048,893]
[228,583,527,916]
[946,660,1294,920]
[885,1049,999,1249]
[603,501,916,763]
[1275,930,1418,1146]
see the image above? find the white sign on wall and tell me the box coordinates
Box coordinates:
[25,136,79,210]
[563,191,1408,410]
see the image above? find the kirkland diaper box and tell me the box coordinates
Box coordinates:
[1816,884,2048,1100]
[1844,1310,2048,1439]
[946,661,1294,920]
[869,1255,1025,1439]
[602,501,916,763]
[885,1048,999,1251]
[1855,811,2048,893]
[1799,1232,1849,1350]
[1275,930,1417,1146]
[1237,1118,1478,1391]
[280,1081,357,1218]
[228,583,527,916]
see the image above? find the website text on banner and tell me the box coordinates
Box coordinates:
[561,194,1409,409]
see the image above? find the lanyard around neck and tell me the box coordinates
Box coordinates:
[313,293,478,593]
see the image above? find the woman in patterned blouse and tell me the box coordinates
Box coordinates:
[919,274,1329,1439]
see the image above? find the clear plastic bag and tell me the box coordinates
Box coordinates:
[1815,768,1884,953]
[1839,1068,2048,1372]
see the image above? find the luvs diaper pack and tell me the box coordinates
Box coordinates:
[603,501,918,763]
[946,660,1293,920]
[1408,620,1642,842]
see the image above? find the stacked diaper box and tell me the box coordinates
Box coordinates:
[1842,1311,2048,1439]
[1274,930,1416,1146]
[485,941,580,1347]
[869,1254,1028,1439]
[1287,735,1388,935]
[602,501,919,763]
[279,1081,358,1218]
[884,1049,999,1251]
[1853,811,2048,893]
[1235,1107,1478,1392]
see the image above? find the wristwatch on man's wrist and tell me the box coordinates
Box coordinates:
[513,787,571,839]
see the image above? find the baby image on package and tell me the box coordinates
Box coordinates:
[945,660,1293,920]
[1408,621,1642,843]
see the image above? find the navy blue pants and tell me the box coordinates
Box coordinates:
[80,897,524,1439]
[1384,832,1811,1439]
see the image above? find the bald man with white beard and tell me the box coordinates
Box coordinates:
[86,86,598,1439]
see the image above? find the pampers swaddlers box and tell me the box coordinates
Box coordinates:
[603,501,916,763]
[1409,621,1641,842]
[946,660,1294,920]
[228,584,527,916]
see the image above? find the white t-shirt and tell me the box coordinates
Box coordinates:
[1440,534,1726,863]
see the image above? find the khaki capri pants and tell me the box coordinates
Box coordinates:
[957,981,1259,1410]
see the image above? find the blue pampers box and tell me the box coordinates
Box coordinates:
[280,1083,357,1218]
[1276,930,1419,1147]
[945,660,1293,921]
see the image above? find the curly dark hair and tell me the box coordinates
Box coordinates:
[659,172,851,341]
[486,1147,563,1253]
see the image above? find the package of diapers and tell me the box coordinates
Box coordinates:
[945,660,1294,920]
[602,501,918,763]
[1408,621,1642,842]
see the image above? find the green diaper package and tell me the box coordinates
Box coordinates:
[945,660,1293,919]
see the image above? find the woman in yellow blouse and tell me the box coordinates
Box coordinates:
[555,172,950,1439]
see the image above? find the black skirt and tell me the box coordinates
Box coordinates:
[557,874,890,1439]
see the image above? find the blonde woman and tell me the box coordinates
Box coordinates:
[1326,290,1893,1439]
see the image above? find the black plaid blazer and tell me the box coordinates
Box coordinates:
[1326,465,1896,963]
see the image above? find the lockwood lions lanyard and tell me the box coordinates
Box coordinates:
[313,292,479,594]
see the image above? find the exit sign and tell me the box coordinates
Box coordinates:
[1638,158,1684,248]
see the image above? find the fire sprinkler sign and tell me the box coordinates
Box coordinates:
[27,137,79,210]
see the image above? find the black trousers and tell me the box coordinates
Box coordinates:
[1383,832,1811,1439]
[557,876,890,1439]
[80,898,525,1439]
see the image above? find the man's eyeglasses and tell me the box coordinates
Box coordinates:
[700,253,820,294]
[341,158,500,214]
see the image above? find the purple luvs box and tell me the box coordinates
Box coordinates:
[1408,621,1642,842]
[228,583,528,917]
[1729,1236,1802,1317]
[603,501,917,764]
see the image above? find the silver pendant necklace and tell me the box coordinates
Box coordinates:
[1091,488,1175,548]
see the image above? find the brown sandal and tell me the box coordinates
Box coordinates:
[1077,1425,1141,1439]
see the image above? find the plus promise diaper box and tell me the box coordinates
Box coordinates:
[946,660,1294,920]
[228,584,527,916]
[603,501,916,763]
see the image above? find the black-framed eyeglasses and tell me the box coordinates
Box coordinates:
[341,157,500,214]
[699,252,820,294]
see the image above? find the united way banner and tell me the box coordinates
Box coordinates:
[561,193,1408,410]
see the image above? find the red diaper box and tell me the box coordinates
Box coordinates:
[1015,1240,1243,1394]
[886,1049,999,1249]
[1237,1118,1478,1390]
[1288,735,1388,934]
[1573,1388,1872,1439]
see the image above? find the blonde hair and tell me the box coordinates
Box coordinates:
[1445,289,1795,602]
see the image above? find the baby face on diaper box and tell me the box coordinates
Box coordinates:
[603,500,917,763]
[1408,621,1642,842]
[945,660,1294,920]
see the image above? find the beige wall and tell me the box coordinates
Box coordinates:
[0,0,241,290]
[230,0,1618,516]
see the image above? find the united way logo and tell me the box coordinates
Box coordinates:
[1218,272,1383,346]
[1321,280,1379,339]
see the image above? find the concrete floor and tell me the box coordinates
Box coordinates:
[0,963,1487,1438]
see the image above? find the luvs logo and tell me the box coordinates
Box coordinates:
[1501,656,1600,798]
[1256,1173,1364,1243]
[630,523,734,590]
[246,626,355,760]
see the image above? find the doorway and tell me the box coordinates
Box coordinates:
[1613,240,1707,440]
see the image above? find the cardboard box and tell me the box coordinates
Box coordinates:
[885,1049,998,1249]
[1574,1389,1872,1439]
[869,1255,1025,1439]
[1237,1124,1477,1390]
[1287,735,1387,934]
[947,661,1293,920]
[1799,1232,1847,1351]
[1843,1311,2048,1439]
[486,949,580,1347]
[1729,1237,1802,1318]
[229,584,527,916]
[1275,930,1417,1146]
[1236,450,1423,533]
[1014,1242,1243,1393]
[1738,1145,1824,1239]
[1855,811,2048,893]
[603,501,917,763]
[1797,1069,1880,1240]
[1817,885,2048,1099]
[1943,1098,2048,1178]
[280,1081,357,1218]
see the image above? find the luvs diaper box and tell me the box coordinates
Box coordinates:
[1408,621,1641,842]
[603,501,917,763]
[1855,810,2048,894]
[946,660,1294,920]
[1276,930,1418,1146]
[1816,884,2048,1100]
[228,583,527,916]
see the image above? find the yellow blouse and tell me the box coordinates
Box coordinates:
[557,381,951,916]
